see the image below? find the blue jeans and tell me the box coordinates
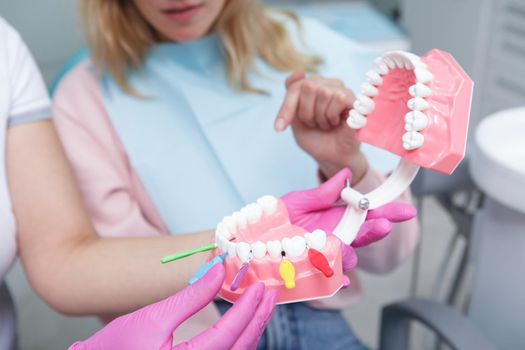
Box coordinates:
[215,301,364,350]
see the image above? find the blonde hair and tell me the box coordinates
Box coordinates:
[80,0,321,94]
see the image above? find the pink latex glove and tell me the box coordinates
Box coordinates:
[69,264,276,350]
[281,168,417,272]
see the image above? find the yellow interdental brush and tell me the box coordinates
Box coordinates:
[279,257,296,289]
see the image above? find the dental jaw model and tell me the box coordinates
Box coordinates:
[215,196,344,304]
[161,49,473,305]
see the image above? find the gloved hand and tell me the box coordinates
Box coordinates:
[281,168,417,272]
[69,264,276,350]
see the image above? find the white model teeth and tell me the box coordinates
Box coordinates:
[392,54,405,69]
[374,57,389,75]
[251,241,266,259]
[256,195,278,216]
[232,211,247,229]
[236,242,252,263]
[305,229,327,250]
[366,70,383,86]
[361,82,378,97]
[408,97,429,111]
[353,95,375,115]
[267,240,282,258]
[347,109,367,129]
[282,236,306,258]
[383,56,396,69]
[226,241,237,257]
[403,131,425,150]
[409,83,432,97]
[404,111,428,131]
[215,224,225,250]
[243,203,263,224]
[221,216,236,237]
[415,68,434,83]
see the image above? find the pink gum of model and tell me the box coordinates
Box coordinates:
[356,49,473,174]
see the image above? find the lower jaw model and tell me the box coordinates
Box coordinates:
[214,196,344,304]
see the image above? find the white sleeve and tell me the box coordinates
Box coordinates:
[2,18,51,127]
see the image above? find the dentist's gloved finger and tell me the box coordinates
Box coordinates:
[341,244,358,272]
[275,84,301,132]
[366,202,417,222]
[141,263,225,342]
[352,218,392,248]
[307,168,354,211]
[231,290,278,350]
[282,168,352,213]
[173,283,265,350]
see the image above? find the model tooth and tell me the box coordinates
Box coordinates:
[219,236,230,252]
[409,83,432,97]
[216,222,228,239]
[392,54,405,69]
[347,109,367,129]
[404,111,428,131]
[215,223,223,244]
[236,242,252,262]
[256,195,278,216]
[282,236,306,258]
[402,131,425,150]
[405,110,427,123]
[361,82,378,97]
[222,215,237,233]
[366,70,383,86]
[232,211,247,229]
[383,56,396,69]
[251,241,267,259]
[407,97,429,111]
[404,52,423,65]
[415,68,434,83]
[404,60,414,70]
[226,241,237,257]
[305,229,327,250]
[267,240,282,258]
[243,203,263,224]
[353,95,375,115]
[373,57,389,75]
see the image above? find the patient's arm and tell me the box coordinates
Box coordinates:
[7,120,211,316]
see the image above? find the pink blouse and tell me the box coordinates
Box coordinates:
[53,61,419,342]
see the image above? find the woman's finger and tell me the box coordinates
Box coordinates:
[327,90,353,124]
[285,72,305,89]
[297,80,317,127]
[275,84,301,132]
[314,87,333,131]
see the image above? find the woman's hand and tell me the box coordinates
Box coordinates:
[69,264,276,350]
[280,168,417,272]
[274,72,368,185]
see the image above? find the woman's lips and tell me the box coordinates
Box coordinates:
[162,4,203,23]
